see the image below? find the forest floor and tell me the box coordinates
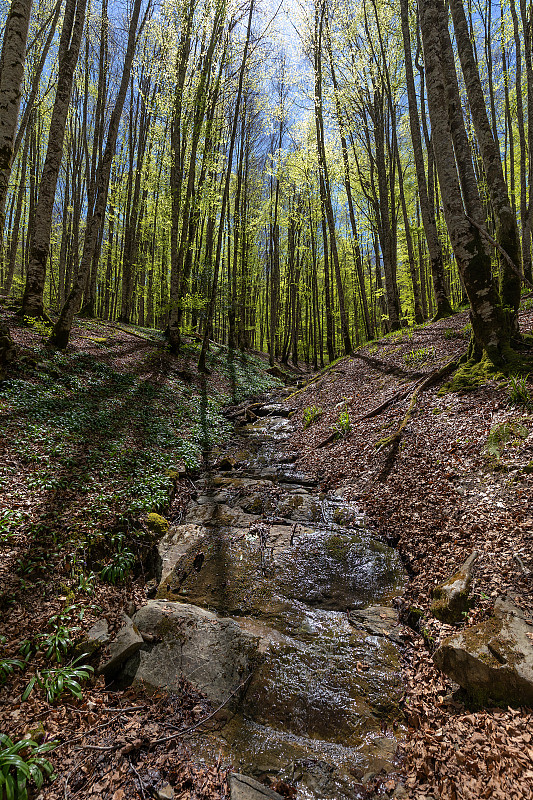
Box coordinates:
[0,309,283,800]
[284,302,533,800]
[1,305,533,800]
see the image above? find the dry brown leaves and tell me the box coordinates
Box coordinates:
[284,310,533,799]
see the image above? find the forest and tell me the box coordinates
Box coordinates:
[1,0,533,799]
[0,0,530,368]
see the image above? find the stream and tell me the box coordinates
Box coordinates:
[129,392,407,799]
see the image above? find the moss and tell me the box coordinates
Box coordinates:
[324,533,351,561]
[145,512,169,537]
[441,348,533,395]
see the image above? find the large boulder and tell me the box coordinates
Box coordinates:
[433,597,533,705]
[430,551,478,624]
[123,600,260,708]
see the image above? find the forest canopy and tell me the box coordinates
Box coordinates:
[1,0,532,372]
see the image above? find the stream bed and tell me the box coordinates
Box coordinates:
[128,396,407,799]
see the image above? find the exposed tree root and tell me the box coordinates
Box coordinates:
[317,353,465,449]
[375,353,466,450]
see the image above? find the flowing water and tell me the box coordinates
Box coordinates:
[158,402,407,798]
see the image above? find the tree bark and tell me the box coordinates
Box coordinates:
[449,0,521,334]
[50,0,145,348]
[419,0,509,363]
[22,0,87,318]
[400,0,453,319]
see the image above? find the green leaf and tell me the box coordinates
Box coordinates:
[21,676,36,702]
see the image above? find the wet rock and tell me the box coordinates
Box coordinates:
[242,613,403,743]
[74,619,110,658]
[230,774,283,800]
[433,597,533,705]
[276,471,317,487]
[255,404,295,418]
[431,551,478,624]
[145,513,170,537]
[276,493,321,522]
[125,600,259,707]
[99,614,143,677]
[185,502,258,528]
[349,606,404,644]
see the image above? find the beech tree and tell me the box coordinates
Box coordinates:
[0,0,33,373]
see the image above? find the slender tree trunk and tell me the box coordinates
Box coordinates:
[400,0,453,319]
[50,0,146,347]
[22,0,87,318]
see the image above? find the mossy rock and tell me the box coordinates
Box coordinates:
[145,513,169,537]
[434,597,533,706]
[430,551,478,625]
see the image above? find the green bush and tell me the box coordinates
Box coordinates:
[0,733,57,800]
[507,374,532,409]
[302,405,324,428]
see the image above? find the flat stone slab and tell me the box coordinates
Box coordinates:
[158,524,208,586]
[230,774,284,800]
[349,605,404,644]
[434,597,533,705]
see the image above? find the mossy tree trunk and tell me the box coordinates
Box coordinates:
[419,0,511,366]
[449,0,522,338]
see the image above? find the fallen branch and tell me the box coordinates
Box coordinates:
[375,354,464,450]
[317,353,464,449]
[152,674,253,745]
[513,553,531,577]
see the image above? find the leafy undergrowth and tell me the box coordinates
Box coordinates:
[285,305,533,800]
[0,310,279,799]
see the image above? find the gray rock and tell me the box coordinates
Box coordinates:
[99,614,143,677]
[230,774,283,800]
[184,502,258,528]
[74,619,110,658]
[430,551,479,624]
[349,605,404,644]
[433,597,533,705]
[126,600,260,707]
[157,523,207,586]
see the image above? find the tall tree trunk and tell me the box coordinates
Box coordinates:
[314,0,351,354]
[0,0,33,278]
[22,0,87,318]
[449,0,521,336]
[400,0,453,319]
[419,0,509,363]
[0,0,33,369]
[50,0,146,348]
[198,0,254,372]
